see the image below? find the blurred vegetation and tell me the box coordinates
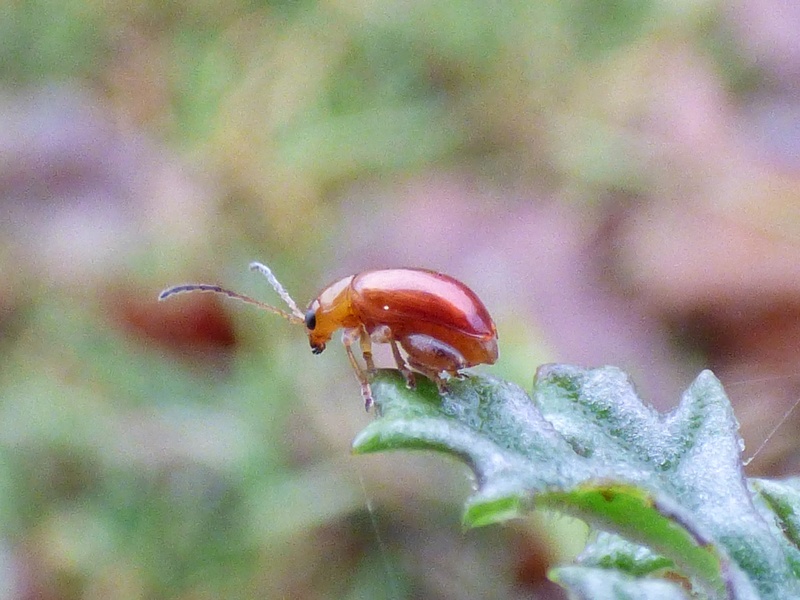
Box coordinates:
[1,0,795,598]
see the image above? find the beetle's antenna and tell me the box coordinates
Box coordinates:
[158,283,303,324]
[248,261,305,321]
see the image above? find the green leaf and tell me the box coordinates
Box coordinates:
[749,478,800,572]
[352,366,800,599]
[534,483,722,591]
[575,532,674,577]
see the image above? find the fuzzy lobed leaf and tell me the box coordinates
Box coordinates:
[352,366,800,599]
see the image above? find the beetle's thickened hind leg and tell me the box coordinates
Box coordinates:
[400,333,468,396]
[342,328,373,411]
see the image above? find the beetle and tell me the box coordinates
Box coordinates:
[159,262,498,410]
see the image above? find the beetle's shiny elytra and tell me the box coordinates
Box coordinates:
[159,262,498,410]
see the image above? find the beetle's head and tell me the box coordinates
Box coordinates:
[304,298,344,354]
[304,275,358,355]
[305,304,327,354]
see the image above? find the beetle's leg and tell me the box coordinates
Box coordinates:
[370,325,416,388]
[358,324,376,373]
[389,340,416,389]
[400,334,467,396]
[342,328,374,411]
[406,358,449,394]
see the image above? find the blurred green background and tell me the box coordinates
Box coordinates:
[4,0,800,597]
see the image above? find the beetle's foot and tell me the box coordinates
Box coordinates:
[402,370,416,390]
[434,376,450,395]
[361,382,374,412]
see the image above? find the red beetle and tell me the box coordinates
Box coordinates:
[160,262,498,410]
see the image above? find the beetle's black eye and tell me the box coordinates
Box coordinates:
[304,309,317,330]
